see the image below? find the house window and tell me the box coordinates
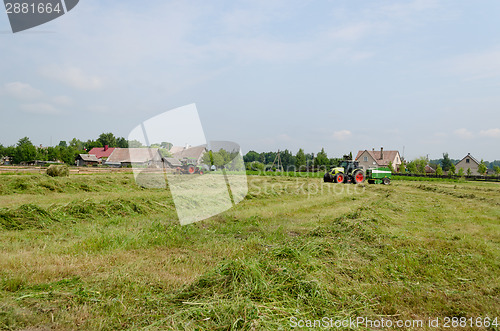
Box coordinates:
[363,156,368,162]
[466,159,470,163]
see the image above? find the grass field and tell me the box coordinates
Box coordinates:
[0,173,499,330]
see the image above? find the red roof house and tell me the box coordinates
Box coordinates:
[88,145,115,160]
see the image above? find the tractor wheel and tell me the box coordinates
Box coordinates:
[187,165,196,174]
[199,170,204,175]
[352,169,365,184]
[334,173,345,183]
[324,173,333,182]
[383,177,391,185]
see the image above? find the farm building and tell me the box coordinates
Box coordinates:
[88,145,115,162]
[455,153,480,175]
[75,154,99,167]
[355,148,402,171]
[172,145,207,165]
[106,148,162,167]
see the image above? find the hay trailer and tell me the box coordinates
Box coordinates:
[366,167,392,185]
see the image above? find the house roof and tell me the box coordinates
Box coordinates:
[173,145,206,160]
[78,154,99,162]
[169,146,185,154]
[355,150,400,167]
[88,147,115,159]
[107,148,161,163]
[425,164,435,173]
[163,157,183,167]
[457,153,480,166]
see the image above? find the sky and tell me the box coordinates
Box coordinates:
[1,0,500,161]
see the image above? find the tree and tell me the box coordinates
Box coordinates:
[202,151,213,165]
[449,164,456,175]
[494,165,500,175]
[244,151,260,163]
[230,156,244,171]
[467,168,472,176]
[435,164,443,176]
[329,158,342,167]
[407,162,417,174]
[58,141,67,148]
[117,137,129,148]
[280,149,295,170]
[295,149,306,169]
[314,148,329,167]
[388,161,395,173]
[14,137,37,164]
[97,133,117,147]
[128,140,143,148]
[248,161,265,171]
[442,153,452,171]
[212,153,225,168]
[399,163,406,174]
[458,168,464,177]
[69,138,84,150]
[85,139,103,150]
[415,157,427,174]
[478,159,487,175]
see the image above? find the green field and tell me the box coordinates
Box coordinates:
[0,174,499,330]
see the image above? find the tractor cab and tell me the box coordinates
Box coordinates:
[339,160,359,174]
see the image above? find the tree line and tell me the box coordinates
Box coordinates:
[0,133,129,165]
[243,148,353,171]
[2,135,499,175]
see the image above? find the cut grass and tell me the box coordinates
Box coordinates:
[0,173,498,330]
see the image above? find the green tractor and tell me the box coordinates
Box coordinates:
[324,160,365,184]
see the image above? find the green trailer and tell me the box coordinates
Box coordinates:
[366,167,392,185]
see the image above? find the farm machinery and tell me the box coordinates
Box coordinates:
[163,157,205,175]
[323,160,392,185]
[323,160,365,184]
[365,167,391,185]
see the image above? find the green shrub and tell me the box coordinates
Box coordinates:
[46,165,69,177]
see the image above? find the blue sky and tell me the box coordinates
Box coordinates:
[1,0,499,160]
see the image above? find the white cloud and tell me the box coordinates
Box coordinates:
[479,128,500,138]
[448,48,500,80]
[52,96,73,106]
[20,103,62,115]
[87,105,109,113]
[332,130,352,140]
[327,23,373,42]
[277,134,292,142]
[454,128,474,139]
[40,66,104,90]
[2,82,43,99]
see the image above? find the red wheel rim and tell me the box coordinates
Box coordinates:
[199,171,204,175]
[356,173,364,182]
[337,174,344,183]
[188,167,195,174]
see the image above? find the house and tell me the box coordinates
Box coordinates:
[455,153,480,175]
[75,154,99,167]
[88,145,115,162]
[172,145,207,165]
[355,148,402,171]
[106,148,162,167]
[425,164,436,174]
